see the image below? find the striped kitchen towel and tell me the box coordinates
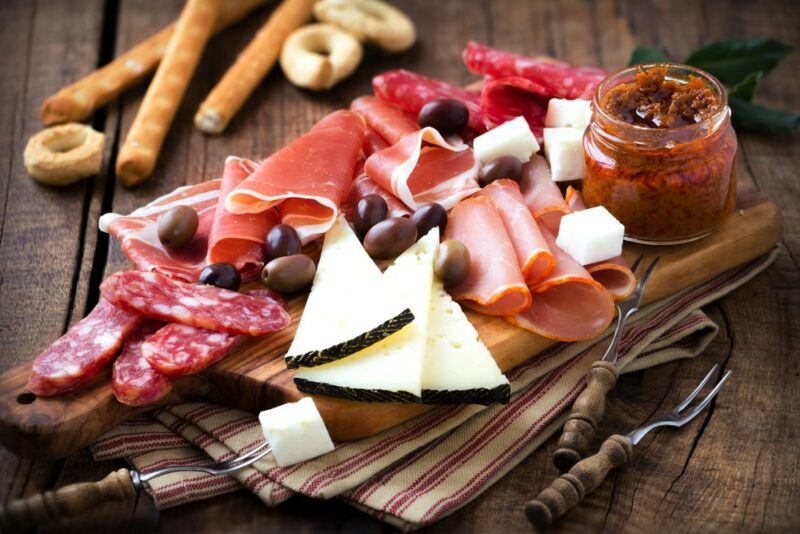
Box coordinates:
[93,249,777,530]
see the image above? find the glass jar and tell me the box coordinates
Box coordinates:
[583,64,737,245]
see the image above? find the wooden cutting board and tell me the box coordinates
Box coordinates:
[0,184,782,460]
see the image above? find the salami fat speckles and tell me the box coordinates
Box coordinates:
[100,271,290,336]
[28,299,144,396]
[111,321,173,406]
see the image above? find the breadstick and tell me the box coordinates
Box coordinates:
[116,0,221,186]
[40,0,270,126]
[194,0,315,134]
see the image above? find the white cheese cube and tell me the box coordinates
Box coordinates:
[258,397,335,467]
[556,206,624,265]
[543,127,585,182]
[545,98,593,130]
[473,116,540,164]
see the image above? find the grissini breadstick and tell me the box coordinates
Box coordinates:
[116,0,221,186]
[40,0,270,126]
[194,0,315,134]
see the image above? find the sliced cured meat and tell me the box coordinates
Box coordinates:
[445,197,531,315]
[507,228,615,341]
[564,186,636,300]
[463,41,607,100]
[100,180,221,282]
[480,76,549,138]
[363,125,390,157]
[100,271,290,336]
[207,157,278,281]
[354,96,480,210]
[143,290,285,376]
[372,69,484,132]
[342,174,411,222]
[478,179,554,285]
[225,110,366,242]
[28,299,143,396]
[518,155,569,233]
[111,321,172,406]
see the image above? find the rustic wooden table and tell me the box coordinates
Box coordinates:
[1,0,798,532]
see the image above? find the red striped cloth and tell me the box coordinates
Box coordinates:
[93,250,776,529]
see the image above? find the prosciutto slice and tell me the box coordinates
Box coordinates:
[518,155,569,233]
[478,180,554,286]
[372,69,485,132]
[342,174,411,222]
[445,197,531,315]
[225,110,366,242]
[207,157,278,280]
[352,96,480,210]
[565,186,636,301]
[507,228,615,341]
[100,180,220,282]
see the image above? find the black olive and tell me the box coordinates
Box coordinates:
[354,194,388,236]
[478,155,524,187]
[265,224,302,261]
[157,205,198,249]
[199,263,241,291]
[410,203,447,237]
[363,217,418,259]
[435,240,470,286]
[418,98,469,136]
[261,255,316,294]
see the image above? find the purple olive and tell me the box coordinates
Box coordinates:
[354,194,388,236]
[410,203,447,237]
[266,224,302,261]
[418,98,469,136]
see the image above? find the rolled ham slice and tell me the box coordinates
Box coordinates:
[565,186,636,301]
[207,156,278,280]
[342,174,411,222]
[352,96,480,210]
[478,179,554,286]
[225,110,366,242]
[480,76,550,139]
[100,180,221,282]
[445,197,531,315]
[518,155,569,233]
[507,228,615,341]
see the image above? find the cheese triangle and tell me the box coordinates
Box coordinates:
[421,280,510,404]
[285,217,413,368]
[293,228,438,401]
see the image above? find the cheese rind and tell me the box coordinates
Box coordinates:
[543,127,585,182]
[473,116,540,164]
[258,397,334,467]
[545,98,593,130]
[555,206,625,265]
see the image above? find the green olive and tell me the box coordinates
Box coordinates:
[435,240,470,286]
[261,254,316,294]
[157,205,198,249]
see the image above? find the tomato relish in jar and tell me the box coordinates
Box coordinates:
[583,64,737,244]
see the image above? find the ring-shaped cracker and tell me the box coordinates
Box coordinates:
[313,0,416,53]
[24,123,105,185]
[280,23,363,91]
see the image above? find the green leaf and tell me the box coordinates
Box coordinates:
[729,97,800,133]
[728,71,763,101]
[627,45,670,66]
[684,38,792,85]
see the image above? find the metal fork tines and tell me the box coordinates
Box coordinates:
[553,255,660,472]
[529,366,732,528]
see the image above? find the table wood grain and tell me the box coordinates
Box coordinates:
[1,0,798,532]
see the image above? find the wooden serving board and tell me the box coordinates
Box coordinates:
[0,185,781,460]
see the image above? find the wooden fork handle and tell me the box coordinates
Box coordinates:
[0,468,135,531]
[553,360,618,471]
[527,434,633,528]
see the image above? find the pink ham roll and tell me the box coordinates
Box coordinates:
[518,155,570,233]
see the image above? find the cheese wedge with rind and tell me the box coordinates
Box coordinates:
[285,217,413,368]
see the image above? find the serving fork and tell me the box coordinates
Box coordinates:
[527,365,731,528]
[553,254,660,472]
[0,443,272,531]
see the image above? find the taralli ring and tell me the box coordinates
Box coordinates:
[280,23,363,91]
[24,123,105,186]
[313,0,416,53]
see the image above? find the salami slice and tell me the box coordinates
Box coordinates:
[143,290,285,376]
[100,271,290,336]
[372,70,485,133]
[480,76,550,139]
[111,321,172,406]
[28,299,143,396]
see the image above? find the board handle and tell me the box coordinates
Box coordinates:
[553,360,618,472]
[0,468,136,531]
